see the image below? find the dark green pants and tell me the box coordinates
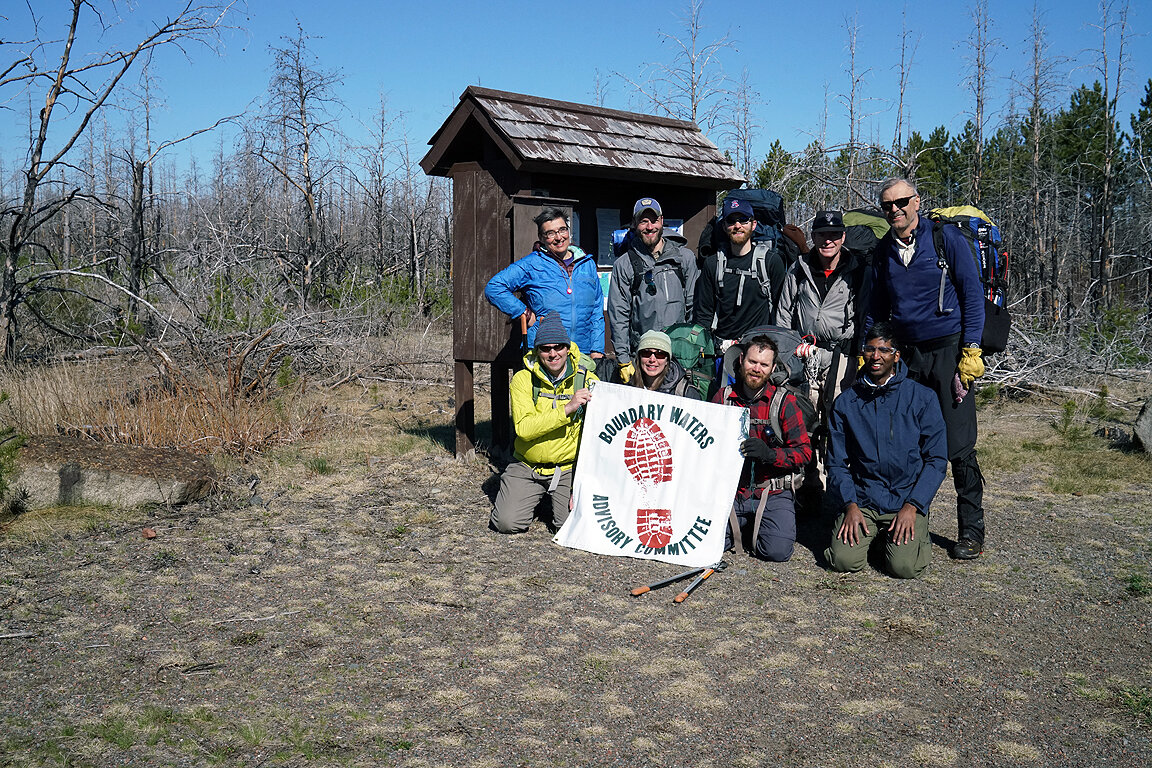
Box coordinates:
[824,506,931,579]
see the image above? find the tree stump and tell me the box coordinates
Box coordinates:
[1134,397,1152,453]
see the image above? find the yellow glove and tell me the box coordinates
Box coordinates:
[957,347,985,387]
[618,362,635,384]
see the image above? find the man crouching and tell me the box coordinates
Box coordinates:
[824,322,947,578]
[491,312,597,534]
[713,334,812,560]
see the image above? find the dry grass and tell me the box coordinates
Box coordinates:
[0,359,325,458]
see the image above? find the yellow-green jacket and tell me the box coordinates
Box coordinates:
[511,343,599,474]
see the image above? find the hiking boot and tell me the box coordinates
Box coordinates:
[951,538,983,560]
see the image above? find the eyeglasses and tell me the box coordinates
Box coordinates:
[643,269,657,296]
[537,344,569,353]
[880,195,915,212]
[638,349,669,360]
[724,215,751,227]
[861,345,896,356]
[541,226,570,241]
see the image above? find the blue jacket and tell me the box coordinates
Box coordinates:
[865,216,985,346]
[827,362,947,516]
[484,245,606,354]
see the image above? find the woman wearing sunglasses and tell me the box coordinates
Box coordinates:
[629,330,701,400]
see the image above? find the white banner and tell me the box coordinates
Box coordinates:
[554,381,747,567]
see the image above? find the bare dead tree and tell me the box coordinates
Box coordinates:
[1089,0,1130,310]
[1016,3,1064,322]
[251,24,344,309]
[613,0,735,131]
[837,12,887,208]
[353,95,402,279]
[590,69,611,108]
[964,0,999,204]
[891,10,920,152]
[0,0,236,358]
[720,67,758,182]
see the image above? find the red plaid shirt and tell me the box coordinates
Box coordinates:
[713,383,813,497]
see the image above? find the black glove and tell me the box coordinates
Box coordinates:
[740,438,774,463]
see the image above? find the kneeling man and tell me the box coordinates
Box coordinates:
[713,334,812,560]
[491,313,597,534]
[824,322,947,578]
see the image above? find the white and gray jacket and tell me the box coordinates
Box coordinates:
[776,249,871,365]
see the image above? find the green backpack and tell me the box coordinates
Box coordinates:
[532,352,595,411]
[664,322,718,400]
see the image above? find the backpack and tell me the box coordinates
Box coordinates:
[925,206,1012,354]
[532,352,595,410]
[720,324,807,390]
[926,206,1008,306]
[697,188,789,260]
[842,208,889,266]
[717,323,817,442]
[663,322,718,400]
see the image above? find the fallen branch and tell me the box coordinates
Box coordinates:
[357,376,454,389]
[208,609,303,625]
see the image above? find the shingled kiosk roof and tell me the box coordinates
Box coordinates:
[421,86,744,186]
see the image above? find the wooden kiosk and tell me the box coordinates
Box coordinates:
[420,87,744,456]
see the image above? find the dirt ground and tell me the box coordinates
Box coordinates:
[1,354,1151,767]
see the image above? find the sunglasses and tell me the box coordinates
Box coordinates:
[880,195,916,212]
[861,345,896,356]
[643,269,657,296]
[638,349,669,360]
[724,215,752,227]
[537,344,569,353]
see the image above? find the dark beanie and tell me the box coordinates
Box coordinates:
[534,313,570,347]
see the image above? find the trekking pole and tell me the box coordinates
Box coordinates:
[673,561,726,603]
[630,567,703,597]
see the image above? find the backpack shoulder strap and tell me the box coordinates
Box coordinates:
[715,247,727,289]
[628,249,647,298]
[753,242,772,296]
[768,384,788,444]
[931,222,955,316]
[575,353,595,390]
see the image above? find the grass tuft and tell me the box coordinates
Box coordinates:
[1123,572,1151,598]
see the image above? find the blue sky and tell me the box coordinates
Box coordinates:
[3,0,1150,178]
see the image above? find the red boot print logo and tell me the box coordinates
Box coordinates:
[624,417,674,548]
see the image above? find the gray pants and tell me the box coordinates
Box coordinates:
[490,461,573,534]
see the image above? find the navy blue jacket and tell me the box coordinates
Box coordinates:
[827,362,947,515]
[865,216,985,346]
